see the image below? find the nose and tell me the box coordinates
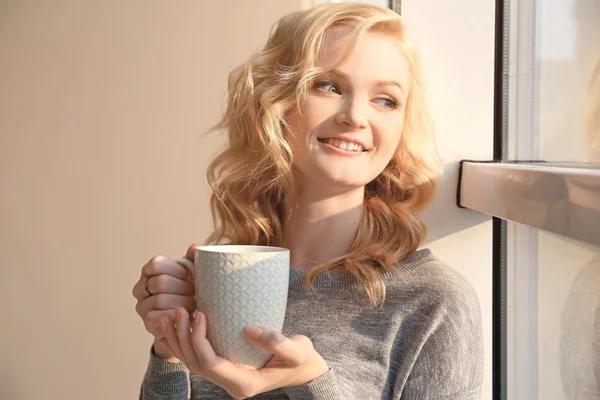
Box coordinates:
[335,100,367,130]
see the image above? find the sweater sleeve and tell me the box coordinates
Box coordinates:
[395,274,484,400]
[138,346,344,400]
[281,368,344,400]
[139,345,190,400]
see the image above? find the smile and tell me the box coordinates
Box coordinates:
[317,138,367,153]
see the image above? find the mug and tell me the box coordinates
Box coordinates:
[175,245,290,369]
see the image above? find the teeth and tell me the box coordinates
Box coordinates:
[322,138,363,152]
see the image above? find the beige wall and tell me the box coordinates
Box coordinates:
[403,1,495,399]
[0,1,494,399]
[0,1,302,399]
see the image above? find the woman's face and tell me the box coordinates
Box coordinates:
[285,30,411,194]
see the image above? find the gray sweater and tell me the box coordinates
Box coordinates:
[139,248,484,399]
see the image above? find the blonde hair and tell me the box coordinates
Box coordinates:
[205,3,441,306]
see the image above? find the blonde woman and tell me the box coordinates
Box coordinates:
[133,3,483,399]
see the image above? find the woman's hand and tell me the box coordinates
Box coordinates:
[158,307,330,400]
[132,244,198,359]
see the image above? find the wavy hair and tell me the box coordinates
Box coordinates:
[205,3,441,306]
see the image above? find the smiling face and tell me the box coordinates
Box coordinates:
[285,29,411,195]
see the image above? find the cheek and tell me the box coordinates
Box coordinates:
[284,113,306,151]
[376,120,403,154]
[284,114,313,169]
[287,105,327,150]
[301,96,337,132]
[374,144,399,176]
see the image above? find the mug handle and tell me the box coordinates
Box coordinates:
[175,257,196,280]
[174,257,198,322]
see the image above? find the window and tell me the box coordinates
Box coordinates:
[459,1,600,399]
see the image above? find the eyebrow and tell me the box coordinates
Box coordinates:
[324,69,405,95]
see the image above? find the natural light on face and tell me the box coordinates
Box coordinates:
[285,28,412,195]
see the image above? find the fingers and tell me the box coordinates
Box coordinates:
[189,310,223,367]
[133,246,197,300]
[244,327,308,366]
[133,273,194,300]
[174,308,204,371]
[134,256,190,301]
[184,244,199,261]
[161,308,262,398]
[146,274,195,297]
[132,278,150,300]
[162,314,185,363]
[135,293,196,319]
[187,310,255,392]
[142,255,190,281]
[143,309,177,337]
[174,308,195,366]
[165,308,222,371]
[133,246,200,345]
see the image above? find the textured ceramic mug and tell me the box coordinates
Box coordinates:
[175,245,290,369]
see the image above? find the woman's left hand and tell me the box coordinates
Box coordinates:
[158,307,330,400]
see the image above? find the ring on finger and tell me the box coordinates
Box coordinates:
[144,277,153,297]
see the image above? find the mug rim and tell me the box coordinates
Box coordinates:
[195,245,289,254]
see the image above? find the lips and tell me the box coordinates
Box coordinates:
[317,135,370,152]
[318,138,366,152]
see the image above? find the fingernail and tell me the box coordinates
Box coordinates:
[159,319,166,333]
[245,325,263,339]
[193,311,200,324]
[176,308,182,322]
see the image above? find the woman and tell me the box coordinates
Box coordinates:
[132,3,484,399]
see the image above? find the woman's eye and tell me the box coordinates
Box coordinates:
[315,81,340,94]
[374,97,399,110]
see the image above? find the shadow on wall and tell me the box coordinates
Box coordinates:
[420,161,490,245]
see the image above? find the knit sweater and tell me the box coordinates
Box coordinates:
[139,248,484,399]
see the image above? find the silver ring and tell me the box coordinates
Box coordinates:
[144,277,153,297]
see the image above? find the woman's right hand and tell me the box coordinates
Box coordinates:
[132,244,197,360]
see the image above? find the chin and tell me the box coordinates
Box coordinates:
[318,171,371,190]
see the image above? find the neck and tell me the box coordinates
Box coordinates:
[282,184,365,271]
